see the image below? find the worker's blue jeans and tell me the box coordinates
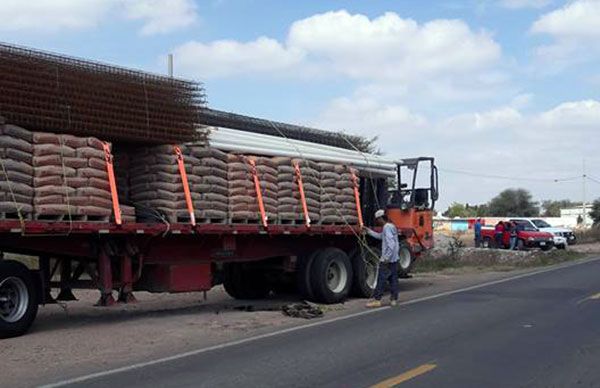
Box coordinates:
[509,236,517,250]
[373,261,399,301]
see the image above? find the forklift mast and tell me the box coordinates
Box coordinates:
[386,157,438,253]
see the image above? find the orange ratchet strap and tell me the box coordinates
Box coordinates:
[293,161,311,228]
[102,142,122,226]
[350,170,364,229]
[174,146,196,226]
[248,158,268,228]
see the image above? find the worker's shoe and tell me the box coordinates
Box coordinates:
[365,300,382,308]
[390,300,397,307]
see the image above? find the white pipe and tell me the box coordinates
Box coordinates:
[209,128,396,170]
[209,141,396,176]
[212,127,395,166]
[211,138,394,170]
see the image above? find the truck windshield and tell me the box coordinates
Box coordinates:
[532,219,551,228]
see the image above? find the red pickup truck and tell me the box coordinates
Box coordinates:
[481,224,554,251]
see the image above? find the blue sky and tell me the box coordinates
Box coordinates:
[1,0,599,210]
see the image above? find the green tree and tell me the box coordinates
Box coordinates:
[590,199,600,225]
[487,188,540,217]
[443,202,469,218]
[443,202,487,218]
[541,199,580,217]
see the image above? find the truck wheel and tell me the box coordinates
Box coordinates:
[557,244,567,250]
[222,263,270,300]
[398,243,413,278]
[350,247,379,298]
[483,237,492,249]
[0,260,39,339]
[310,248,353,304]
[296,251,318,301]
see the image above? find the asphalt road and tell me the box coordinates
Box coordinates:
[46,257,600,388]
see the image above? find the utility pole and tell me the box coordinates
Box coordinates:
[168,54,173,78]
[582,158,587,228]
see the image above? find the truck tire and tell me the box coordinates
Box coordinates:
[222,263,270,300]
[310,248,353,304]
[0,260,39,339]
[541,244,552,252]
[350,247,379,298]
[483,237,492,249]
[296,251,318,301]
[398,243,413,278]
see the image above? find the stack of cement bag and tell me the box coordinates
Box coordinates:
[254,156,278,221]
[111,149,136,223]
[317,163,359,224]
[32,132,112,221]
[227,154,258,222]
[335,165,359,224]
[274,157,320,224]
[227,155,277,222]
[185,146,228,222]
[0,121,34,218]
[129,145,197,223]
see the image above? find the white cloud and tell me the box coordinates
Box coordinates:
[531,0,600,64]
[171,38,304,78]
[122,0,197,36]
[499,0,552,9]
[287,11,500,82]
[315,97,600,209]
[172,10,501,84]
[0,0,114,32]
[531,0,600,37]
[0,0,197,35]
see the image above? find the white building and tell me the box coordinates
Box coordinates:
[560,205,594,229]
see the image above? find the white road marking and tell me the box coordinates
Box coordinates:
[41,256,600,388]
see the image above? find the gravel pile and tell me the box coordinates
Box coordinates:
[0,121,34,218]
[32,132,112,220]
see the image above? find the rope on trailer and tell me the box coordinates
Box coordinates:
[266,120,380,265]
[0,156,26,232]
[59,135,74,235]
[337,132,382,211]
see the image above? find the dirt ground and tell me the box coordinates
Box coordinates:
[1,264,573,388]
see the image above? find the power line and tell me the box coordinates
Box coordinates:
[438,167,581,183]
[587,175,600,185]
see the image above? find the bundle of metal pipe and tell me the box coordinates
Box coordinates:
[0,42,207,144]
[208,127,397,177]
[198,108,371,152]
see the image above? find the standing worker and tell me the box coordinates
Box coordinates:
[494,221,505,249]
[508,221,518,250]
[364,209,400,308]
[474,218,482,248]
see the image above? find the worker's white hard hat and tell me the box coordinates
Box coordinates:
[374,209,385,219]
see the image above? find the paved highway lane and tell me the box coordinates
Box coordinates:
[45,257,600,388]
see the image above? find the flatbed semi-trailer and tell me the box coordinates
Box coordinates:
[0,157,438,339]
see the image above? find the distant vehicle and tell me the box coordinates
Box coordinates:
[510,218,575,247]
[481,223,554,251]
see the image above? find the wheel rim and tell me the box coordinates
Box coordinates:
[399,248,412,270]
[326,259,348,294]
[365,262,377,289]
[0,277,29,323]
